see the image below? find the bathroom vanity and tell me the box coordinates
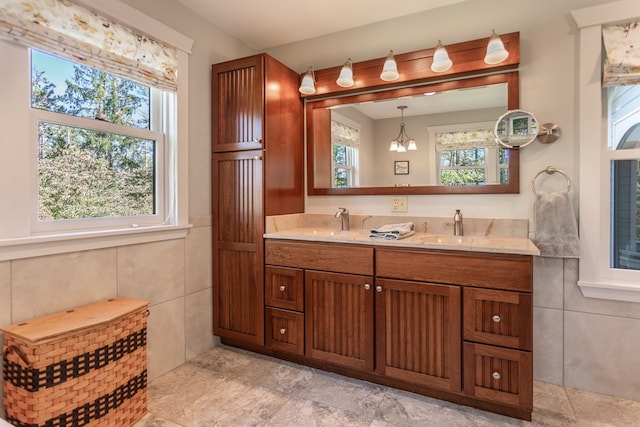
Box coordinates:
[257,224,537,420]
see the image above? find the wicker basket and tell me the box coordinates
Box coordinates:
[2,297,148,427]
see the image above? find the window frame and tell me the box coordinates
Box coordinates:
[0,0,193,261]
[331,112,361,188]
[572,0,640,302]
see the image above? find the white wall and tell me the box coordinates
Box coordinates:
[266,0,613,219]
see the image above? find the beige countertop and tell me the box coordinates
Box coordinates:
[264,228,540,256]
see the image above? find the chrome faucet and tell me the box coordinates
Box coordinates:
[335,207,349,231]
[453,209,463,236]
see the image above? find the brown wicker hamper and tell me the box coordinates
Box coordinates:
[1,297,148,427]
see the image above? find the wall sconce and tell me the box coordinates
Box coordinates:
[298,67,316,95]
[380,50,400,82]
[431,40,453,72]
[389,106,416,152]
[484,30,509,64]
[336,58,354,88]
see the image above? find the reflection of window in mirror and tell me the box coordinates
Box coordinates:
[430,121,509,186]
[331,112,361,188]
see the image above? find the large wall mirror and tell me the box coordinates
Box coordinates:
[307,72,520,195]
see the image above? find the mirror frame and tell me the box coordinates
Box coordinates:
[306,71,520,195]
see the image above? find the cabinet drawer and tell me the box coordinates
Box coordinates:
[376,248,532,292]
[265,266,304,311]
[463,288,532,350]
[463,342,532,410]
[265,308,304,356]
[265,240,373,276]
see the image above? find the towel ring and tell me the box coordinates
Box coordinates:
[531,166,571,194]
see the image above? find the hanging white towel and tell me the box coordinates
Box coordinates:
[533,191,579,258]
[369,222,415,240]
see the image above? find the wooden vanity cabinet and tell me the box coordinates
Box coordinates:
[212,54,303,346]
[376,248,533,419]
[263,240,533,420]
[264,240,375,368]
[374,278,461,392]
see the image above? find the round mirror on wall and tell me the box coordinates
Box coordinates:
[494,109,538,148]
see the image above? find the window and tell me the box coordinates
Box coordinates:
[0,0,192,259]
[431,122,508,186]
[331,113,360,188]
[572,0,640,302]
[31,50,165,231]
[608,87,640,271]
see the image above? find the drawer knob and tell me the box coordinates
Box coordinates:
[492,371,501,380]
[364,284,371,290]
[376,285,383,293]
[492,315,501,323]
[279,285,286,292]
[279,328,286,335]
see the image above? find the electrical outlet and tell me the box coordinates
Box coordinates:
[390,196,408,212]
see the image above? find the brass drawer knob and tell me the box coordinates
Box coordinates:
[279,285,286,292]
[492,315,501,323]
[492,371,501,380]
[279,328,286,335]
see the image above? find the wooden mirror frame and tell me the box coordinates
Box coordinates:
[304,32,521,196]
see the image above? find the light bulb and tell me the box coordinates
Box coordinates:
[431,40,453,73]
[380,50,399,81]
[299,67,316,94]
[484,30,509,65]
[336,59,354,88]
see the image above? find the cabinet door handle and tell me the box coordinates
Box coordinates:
[254,156,262,161]
[254,138,262,144]
[279,328,286,335]
[492,315,501,323]
[376,285,383,293]
[364,284,371,290]
[279,285,286,292]
[492,371,501,380]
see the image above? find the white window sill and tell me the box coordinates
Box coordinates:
[0,224,192,261]
[578,280,640,303]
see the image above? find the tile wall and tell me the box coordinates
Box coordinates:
[0,217,214,418]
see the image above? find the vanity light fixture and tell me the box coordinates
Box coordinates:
[380,50,400,81]
[299,67,316,95]
[389,106,416,152]
[484,30,509,64]
[336,58,355,87]
[431,40,453,72]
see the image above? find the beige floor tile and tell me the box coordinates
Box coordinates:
[133,412,184,427]
[566,387,640,426]
[265,396,370,427]
[172,378,289,427]
[531,381,577,426]
[146,364,227,420]
[371,388,475,426]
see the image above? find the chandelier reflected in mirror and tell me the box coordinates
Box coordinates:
[389,105,417,152]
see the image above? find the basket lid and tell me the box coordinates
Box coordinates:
[0,297,148,343]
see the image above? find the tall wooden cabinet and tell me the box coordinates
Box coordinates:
[212,54,303,345]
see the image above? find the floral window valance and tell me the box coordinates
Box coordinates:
[435,129,498,151]
[0,0,178,91]
[602,22,640,87]
[331,120,360,148]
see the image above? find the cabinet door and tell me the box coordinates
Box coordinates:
[212,150,264,345]
[212,55,264,152]
[305,271,374,371]
[375,278,462,393]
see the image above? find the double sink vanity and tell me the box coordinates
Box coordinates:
[211,31,541,420]
[261,214,538,421]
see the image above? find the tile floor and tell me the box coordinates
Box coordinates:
[134,345,640,427]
